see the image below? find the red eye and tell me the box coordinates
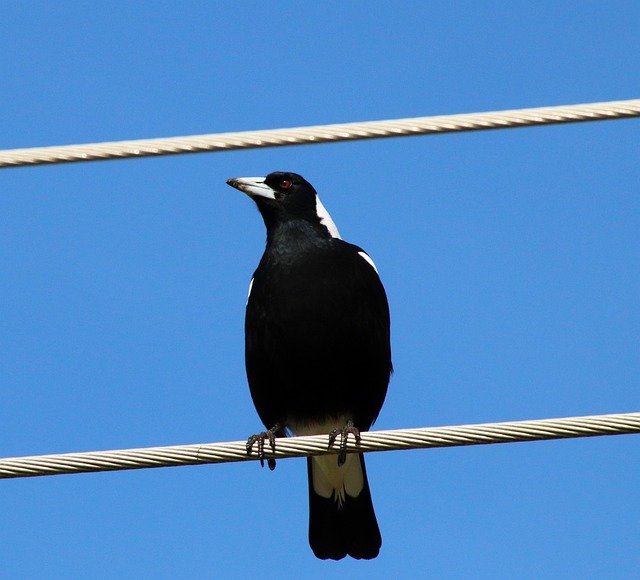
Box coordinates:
[280,179,292,190]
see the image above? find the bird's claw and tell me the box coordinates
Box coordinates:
[246,424,281,470]
[328,420,361,467]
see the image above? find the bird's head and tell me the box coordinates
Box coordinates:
[226,172,341,239]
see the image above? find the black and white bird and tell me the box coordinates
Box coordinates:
[226,172,392,560]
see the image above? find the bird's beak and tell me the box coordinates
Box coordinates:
[226,177,276,200]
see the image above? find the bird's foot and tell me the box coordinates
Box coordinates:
[246,423,282,471]
[328,420,361,467]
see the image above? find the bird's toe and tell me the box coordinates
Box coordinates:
[328,420,361,467]
[245,423,282,470]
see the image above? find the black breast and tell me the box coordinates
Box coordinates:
[245,238,391,432]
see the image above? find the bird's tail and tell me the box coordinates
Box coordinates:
[307,453,381,560]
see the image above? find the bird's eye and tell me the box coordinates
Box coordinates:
[279,179,293,190]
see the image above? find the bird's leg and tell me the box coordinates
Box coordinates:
[246,423,282,471]
[328,420,361,467]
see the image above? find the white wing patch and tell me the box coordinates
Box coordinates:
[315,196,341,239]
[358,251,379,273]
[246,278,254,305]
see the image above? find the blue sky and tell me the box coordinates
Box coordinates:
[1,2,638,578]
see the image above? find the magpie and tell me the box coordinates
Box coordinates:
[226,172,392,560]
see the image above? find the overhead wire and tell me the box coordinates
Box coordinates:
[0,99,638,168]
[1,99,638,481]
[2,412,639,479]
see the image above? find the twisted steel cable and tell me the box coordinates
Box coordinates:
[1,99,638,168]
[1,412,639,479]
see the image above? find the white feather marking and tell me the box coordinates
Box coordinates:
[289,417,364,507]
[315,196,341,239]
[246,278,254,305]
[288,417,349,437]
[358,251,379,273]
[311,454,363,507]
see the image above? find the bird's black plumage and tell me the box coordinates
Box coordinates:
[227,172,392,560]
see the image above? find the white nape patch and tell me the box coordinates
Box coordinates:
[246,278,254,305]
[289,417,364,507]
[358,251,379,273]
[315,196,341,239]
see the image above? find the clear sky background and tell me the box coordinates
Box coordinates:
[1,3,638,578]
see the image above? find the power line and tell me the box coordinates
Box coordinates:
[1,99,638,169]
[2,103,638,482]
[1,411,638,479]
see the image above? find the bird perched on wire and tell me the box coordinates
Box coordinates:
[226,172,392,560]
